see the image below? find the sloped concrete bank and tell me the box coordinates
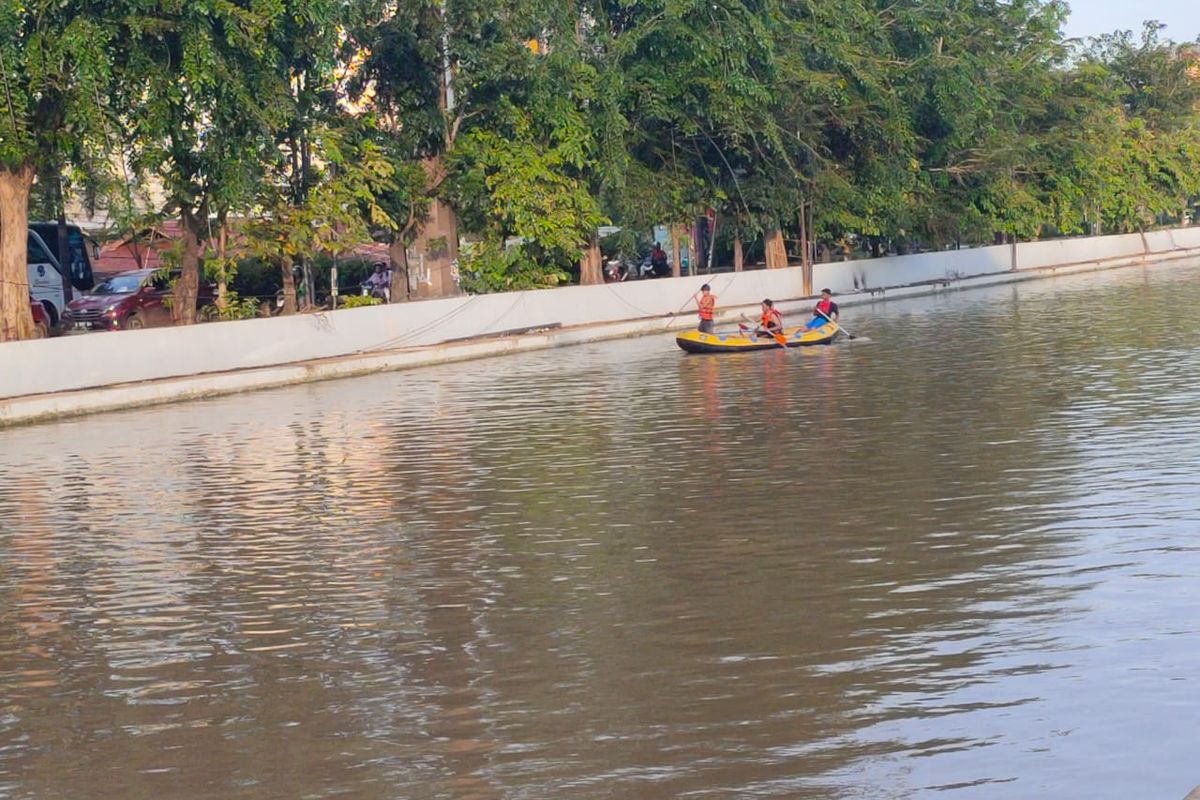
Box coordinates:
[3,228,1200,427]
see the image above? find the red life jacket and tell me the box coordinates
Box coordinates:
[815,299,833,316]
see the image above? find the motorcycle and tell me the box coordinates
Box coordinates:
[604,255,659,282]
[362,271,392,302]
[620,255,656,280]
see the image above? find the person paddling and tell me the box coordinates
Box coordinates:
[695,284,716,333]
[806,288,839,329]
[757,299,783,339]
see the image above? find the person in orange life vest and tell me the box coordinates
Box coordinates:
[695,284,717,333]
[757,299,783,338]
[806,288,839,329]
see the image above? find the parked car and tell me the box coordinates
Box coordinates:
[67,269,215,331]
[30,299,50,338]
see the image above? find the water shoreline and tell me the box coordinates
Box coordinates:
[3,230,1199,428]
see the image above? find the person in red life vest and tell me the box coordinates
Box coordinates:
[806,288,840,329]
[695,283,717,333]
[757,299,783,338]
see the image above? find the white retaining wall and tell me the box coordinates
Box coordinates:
[1017,232,1146,270]
[814,244,1014,293]
[3,226,1200,403]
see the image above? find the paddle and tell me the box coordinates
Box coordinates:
[739,314,789,348]
[814,307,856,340]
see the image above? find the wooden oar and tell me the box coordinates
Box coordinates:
[814,308,856,340]
[739,314,789,348]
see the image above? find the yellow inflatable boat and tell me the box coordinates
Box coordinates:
[676,322,840,353]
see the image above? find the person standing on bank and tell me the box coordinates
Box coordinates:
[807,288,839,329]
[695,284,716,333]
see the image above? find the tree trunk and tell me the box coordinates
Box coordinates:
[799,205,812,294]
[808,203,816,264]
[300,257,314,310]
[0,165,36,342]
[412,156,460,299]
[426,197,459,297]
[764,226,788,269]
[580,231,603,285]
[173,207,202,325]
[706,213,717,273]
[733,235,744,272]
[670,224,682,278]
[412,197,460,298]
[281,254,297,315]
[389,237,410,301]
[688,225,699,274]
[215,215,228,311]
[53,169,73,304]
[799,207,814,295]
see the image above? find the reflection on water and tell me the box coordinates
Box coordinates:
[3,263,1200,799]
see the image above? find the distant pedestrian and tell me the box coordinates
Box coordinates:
[651,243,669,277]
[695,284,716,333]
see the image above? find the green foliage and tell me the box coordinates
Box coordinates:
[600,228,651,261]
[438,32,608,272]
[458,240,571,293]
[338,294,382,308]
[203,292,262,321]
[0,3,115,171]
[452,121,604,259]
[227,258,280,301]
[224,255,378,302]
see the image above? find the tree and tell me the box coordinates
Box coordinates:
[350,0,540,297]
[575,0,785,272]
[116,0,286,325]
[0,1,113,340]
[862,0,1068,247]
[245,126,396,312]
[446,38,606,289]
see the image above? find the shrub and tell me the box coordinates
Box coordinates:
[458,241,570,294]
[201,292,263,321]
[338,294,382,309]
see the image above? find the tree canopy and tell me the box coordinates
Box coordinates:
[3,1,1200,338]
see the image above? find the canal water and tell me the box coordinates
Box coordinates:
[3,261,1200,799]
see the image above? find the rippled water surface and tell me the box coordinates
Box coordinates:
[4,262,1200,799]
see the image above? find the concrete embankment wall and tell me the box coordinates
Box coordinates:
[4,227,1200,425]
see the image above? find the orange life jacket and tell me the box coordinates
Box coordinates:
[761,308,782,329]
[698,294,715,320]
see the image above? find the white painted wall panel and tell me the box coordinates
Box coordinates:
[814,245,1012,294]
[1169,227,1200,249]
[1015,233,1145,270]
[1143,231,1176,253]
